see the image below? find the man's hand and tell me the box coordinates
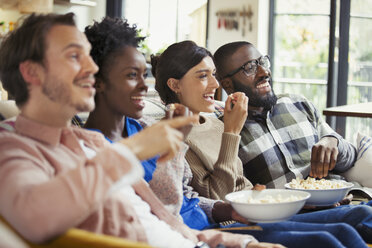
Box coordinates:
[119,115,198,162]
[310,137,339,178]
[224,92,248,135]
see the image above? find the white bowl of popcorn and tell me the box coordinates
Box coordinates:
[284,178,354,206]
[225,189,310,223]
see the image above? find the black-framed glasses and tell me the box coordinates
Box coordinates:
[222,55,271,79]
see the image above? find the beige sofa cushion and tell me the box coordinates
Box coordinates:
[142,98,166,120]
[343,132,372,187]
[0,98,225,124]
[0,100,19,120]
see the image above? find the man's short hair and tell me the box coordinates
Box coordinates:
[0,13,76,107]
[213,41,253,80]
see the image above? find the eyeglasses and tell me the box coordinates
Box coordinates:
[222,55,270,79]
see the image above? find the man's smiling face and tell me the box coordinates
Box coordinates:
[225,44,277,110]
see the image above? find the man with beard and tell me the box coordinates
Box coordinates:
[213,41,357,189]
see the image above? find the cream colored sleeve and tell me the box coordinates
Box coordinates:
[149,143,188,217]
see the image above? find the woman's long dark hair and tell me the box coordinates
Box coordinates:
[150,40,212,105]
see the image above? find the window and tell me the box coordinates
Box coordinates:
[271,0,330,115]
[123,0,207,58]
[121,0,207,91]
[346,0,372,140]
[270,0,372,142]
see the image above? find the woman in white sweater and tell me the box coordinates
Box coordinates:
[151,40,254,201]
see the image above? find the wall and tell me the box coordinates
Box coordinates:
[0,0,106,31]
[189,4,207,47]
[0,8,23,23]
[207,0,269,54]
[0,0,106,100]
[53,0,106,31]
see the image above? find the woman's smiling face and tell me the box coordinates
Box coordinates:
[176,56,219,115]
[103,46,148,119]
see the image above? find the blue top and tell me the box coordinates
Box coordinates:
[89,117,210,230]
[125,117,158,182]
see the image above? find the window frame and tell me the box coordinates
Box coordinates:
[268,0,353,136]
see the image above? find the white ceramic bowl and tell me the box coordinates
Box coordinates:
[225,189,310,223]
[284,180,353,206]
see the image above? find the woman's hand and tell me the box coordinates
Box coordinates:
[119,115,198,162]
[212,201,253,224]
[223,92,248,135]
[165,103,193,139]
[252,184,266,191]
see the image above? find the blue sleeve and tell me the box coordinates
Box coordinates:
[126,117,158,182]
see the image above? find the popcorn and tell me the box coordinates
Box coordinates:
[234,194,303,204]
[166,103,176,111]
[288,177,347,190]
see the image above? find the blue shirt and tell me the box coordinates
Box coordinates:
[125,117,158,182]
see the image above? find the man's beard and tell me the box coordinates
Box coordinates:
[42,77,94,113]
[232,76,277,110]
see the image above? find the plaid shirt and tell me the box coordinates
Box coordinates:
[236,94,357,188]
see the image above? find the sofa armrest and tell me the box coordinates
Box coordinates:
[0,215,152,248]
[29,228,152,248]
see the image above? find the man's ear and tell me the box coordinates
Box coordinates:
[19,60,43,86]
[166,78,180,93]
[220,78,235,95]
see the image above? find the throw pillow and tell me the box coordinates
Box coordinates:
[343,132,372,187]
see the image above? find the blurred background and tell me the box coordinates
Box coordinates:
[0,0,371,142]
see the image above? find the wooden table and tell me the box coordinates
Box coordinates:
[323,102,372,118]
